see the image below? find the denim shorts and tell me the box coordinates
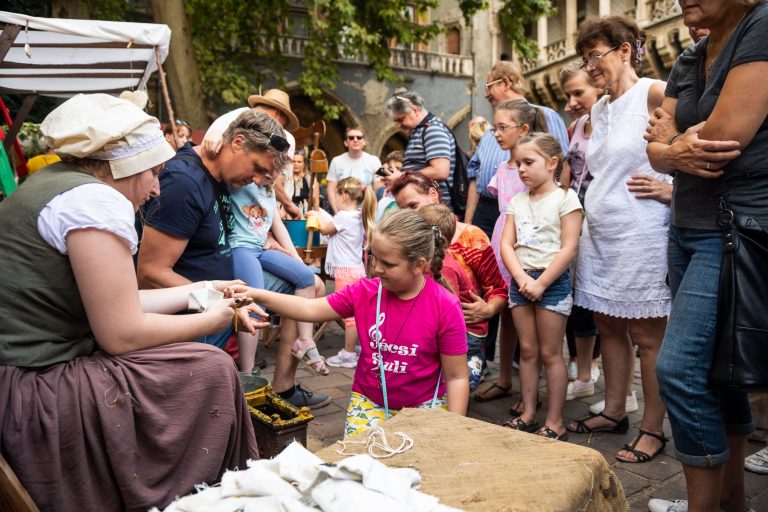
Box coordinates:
[509,269,573,316]
[656,226,753,467]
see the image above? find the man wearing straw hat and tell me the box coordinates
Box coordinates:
[185,90,332,409]
[204,89,302,219]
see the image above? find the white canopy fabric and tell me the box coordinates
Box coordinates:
[0,11,171,97]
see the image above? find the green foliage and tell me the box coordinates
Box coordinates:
[86,0,133,21]
[498,0,556,59]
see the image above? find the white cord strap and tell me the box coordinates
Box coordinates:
[336,426,414,459]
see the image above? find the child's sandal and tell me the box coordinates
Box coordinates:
[291,338,329,376]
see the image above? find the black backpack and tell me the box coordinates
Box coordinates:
[421,117,470,220]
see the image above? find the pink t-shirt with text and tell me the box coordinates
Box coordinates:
[326,277,467,409]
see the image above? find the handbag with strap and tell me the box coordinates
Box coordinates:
[710,197,768,391]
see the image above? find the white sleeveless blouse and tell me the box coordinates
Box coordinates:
[574,77,672,319]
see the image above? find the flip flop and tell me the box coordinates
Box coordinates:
[291,338,329,376]
[616,429,667,463]
[509,397,543,417]
[536,425,569,442]
[503,417,540,433]
[473,382,512,402]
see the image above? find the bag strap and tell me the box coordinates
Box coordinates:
[375,281,443,419]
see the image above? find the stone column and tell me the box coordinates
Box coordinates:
[565,0,577,52]
[537,16,548,64]
[637,0,651,24]
[599,0,611,16]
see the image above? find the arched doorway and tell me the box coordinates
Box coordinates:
[379,132,409,161]
[287,90,358,160]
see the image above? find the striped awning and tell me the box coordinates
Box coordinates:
[0,11,170,97]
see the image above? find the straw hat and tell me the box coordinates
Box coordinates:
[41,93,176,179]
[247,89,300,132]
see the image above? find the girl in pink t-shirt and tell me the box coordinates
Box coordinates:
[231,209,469,437]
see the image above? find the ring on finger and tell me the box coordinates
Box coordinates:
[706,162,711,170]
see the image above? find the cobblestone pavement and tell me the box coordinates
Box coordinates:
[258,321,768,511]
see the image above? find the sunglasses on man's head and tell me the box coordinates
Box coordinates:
[174,119,189,127]
[346,135,364,141]
[268,133,290,152]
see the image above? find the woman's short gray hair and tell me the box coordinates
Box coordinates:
[223,110,290,171]
[385,91,426,118]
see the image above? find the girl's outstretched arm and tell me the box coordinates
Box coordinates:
[441,353,469,415]
[228,285,341,323]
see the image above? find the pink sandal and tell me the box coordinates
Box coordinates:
[291,339,329,376]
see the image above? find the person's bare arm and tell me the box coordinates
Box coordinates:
[231,286,341,323]
[326,180,339,212]
[699,61,768,149]
[463,180,479,225]
[139,279,245,313]
[442,353,469,415]
[646,98,742,176]
[137,226,193,288]
[69,229,254,355]
[417,157,450,181]
[274,174,300,219]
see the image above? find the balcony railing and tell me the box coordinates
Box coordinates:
[277,35,473,77]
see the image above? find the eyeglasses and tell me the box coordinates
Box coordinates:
[346,135,364,141]
[484,77,504,90]
[580,46,619,69]
[491,123,521,134]
[174,119,189,127]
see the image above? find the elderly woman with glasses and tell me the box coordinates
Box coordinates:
[564,15,674,467]
[643,1,768,510]
[0,94,268,511]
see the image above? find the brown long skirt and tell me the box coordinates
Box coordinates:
[0,342,258,512]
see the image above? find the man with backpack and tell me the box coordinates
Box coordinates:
[385,91,469,218]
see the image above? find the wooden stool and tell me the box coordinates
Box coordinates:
[0,453,39,512]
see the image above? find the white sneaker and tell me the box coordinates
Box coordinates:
[589,391,638,415]
[326,349,359,368]
[648,499,688,512]
[648,499,755,512]
[745,446,768,474]
[566,379,595,400]
[591,363,601,383]
[567,360,578,381]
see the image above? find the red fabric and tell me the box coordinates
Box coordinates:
[450,225,508,303]
[224,331,239,361]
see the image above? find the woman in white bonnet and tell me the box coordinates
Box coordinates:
[0,93,264,511]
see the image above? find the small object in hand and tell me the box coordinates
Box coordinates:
[234,297,253,306]
[305,214,320,231]
[188,288,224,312]
[375,166,393,178]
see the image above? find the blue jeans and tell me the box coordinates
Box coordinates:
[509,269,573,316]
[197,271,295,348]
[656,225,753,467]
[233,247,316,290]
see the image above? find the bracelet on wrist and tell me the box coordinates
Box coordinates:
[667,132,682,145]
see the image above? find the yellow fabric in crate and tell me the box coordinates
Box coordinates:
[316,408,628,512]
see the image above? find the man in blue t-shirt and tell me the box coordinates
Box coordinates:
[138,108,331,410]
[385,91,456,209]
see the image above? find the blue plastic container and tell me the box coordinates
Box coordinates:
[284,219,320,248]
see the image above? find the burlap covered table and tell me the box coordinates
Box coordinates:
[315,408,628,512]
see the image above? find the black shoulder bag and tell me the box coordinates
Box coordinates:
[710,196,768,391]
